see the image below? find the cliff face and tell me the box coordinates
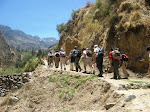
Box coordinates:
[58,0,150,73]
[0,33,11,59]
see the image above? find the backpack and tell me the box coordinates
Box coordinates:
[98,49,104,56]
[48,52,53,58]
[146,46,150,51]
[55,52,60,58]
[70,50,75,58]
[122,54,129,61]
[112,50,121,60]
[60,51,66,57]
[73,49,81,58]
[86,50,92,57]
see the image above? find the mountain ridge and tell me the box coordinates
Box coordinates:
[0,25,58,50]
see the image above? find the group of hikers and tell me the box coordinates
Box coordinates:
[47,45,130,80]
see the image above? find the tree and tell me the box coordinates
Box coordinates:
[31,48,36,56]
[57,23,68,34]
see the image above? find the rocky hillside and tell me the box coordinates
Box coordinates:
[58,0,150,73]
[0,25,58,50]
[0,33,12,59]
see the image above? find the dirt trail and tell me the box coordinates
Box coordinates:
[0,60,150,112]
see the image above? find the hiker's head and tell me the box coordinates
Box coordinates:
[110,48,113,51]
[60,48,64,51]
[74,46,77,49]
[82,48,86,51]
[94,45,98,48]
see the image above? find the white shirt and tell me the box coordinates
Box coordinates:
[83,50,91,58]
[94,47,100,56]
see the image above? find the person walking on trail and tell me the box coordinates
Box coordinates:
[108,48,114,73]
[121,54,129,79]
[72,46,82,72]
[93,45,104,77]
[54,50,60,68]
[110,48,121,79]
[59,48,66,70]
[47,51,54,68]
[81,48,87,73]
[70,49,75,71]
[83,48,93,74]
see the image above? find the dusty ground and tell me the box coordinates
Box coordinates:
[0,61,150,112]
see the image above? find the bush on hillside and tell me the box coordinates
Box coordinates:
[24,58,39,72]
[71,10,80,20]
[96,0,102,9]
[57,23,68,34]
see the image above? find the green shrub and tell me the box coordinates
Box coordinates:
[24,58,39,72]
[96,0,102,9]
[0,66,24,76]
[71,10,80,20]
[57,23,68,34]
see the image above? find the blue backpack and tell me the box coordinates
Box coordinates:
[98,49,104,56]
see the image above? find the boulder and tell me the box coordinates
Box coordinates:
[125,95,136,102]
[104,103,116,110]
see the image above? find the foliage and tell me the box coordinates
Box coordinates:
[71,10,80,20]
[124,79,149,84]
[15,52,33,68]
[37,48,47,59]
[0,66,23,76]
[24,57,39,72]
[49,74,98,100]
[96,0,102,9]
[31,48,36,56]
[57,23,68,34]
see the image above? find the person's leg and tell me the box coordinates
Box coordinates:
[63,58,66,70]
[114,60,120,79]
[70,62,73,70]
[88,58,93,74]
[122,61,128,78]
[55,58,58,68]
[76,57,81,72]
[75,58,78,72]
[83,58,87,73]
[60,58,63,69]
[112,61,117,79]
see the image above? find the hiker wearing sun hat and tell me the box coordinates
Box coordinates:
[93,45,104,77]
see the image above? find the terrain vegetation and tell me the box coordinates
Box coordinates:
[57,0,150,73]
[0,0,150,112]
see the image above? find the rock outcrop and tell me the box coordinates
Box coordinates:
[0,33,12,60]
[58,0,150,72]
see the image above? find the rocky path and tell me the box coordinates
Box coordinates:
[0,60,150,112]
[45,60,150,112]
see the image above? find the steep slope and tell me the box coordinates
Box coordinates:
[0,33,12,59]
[0,25,58,50]
[58,0,150,73]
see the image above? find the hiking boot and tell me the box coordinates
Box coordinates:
[99,75,103,77]
[82,71,87,74]
[98,74,103,77]
[122,77,128,79]
[110,77,117,79]
[118,76,121,79]
[93,70,95,75]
